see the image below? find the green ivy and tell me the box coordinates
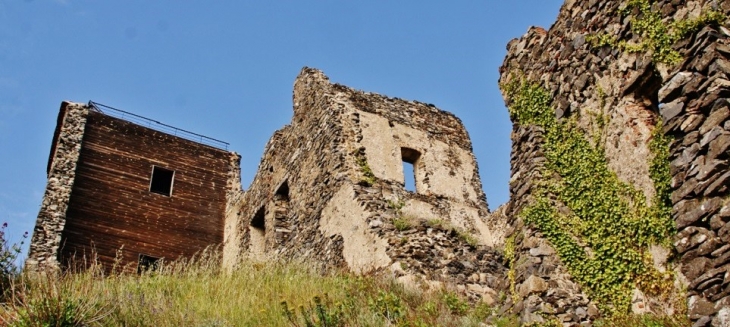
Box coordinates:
[501,77,674,314]
[587,0,727,64]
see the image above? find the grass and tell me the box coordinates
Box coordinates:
[392,215,414,231]
[0,249,497,327]
[425,219,478,247]
[593,313,690,327]
[0,246,693,327]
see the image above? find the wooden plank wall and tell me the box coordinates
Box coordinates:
[59,111,231,271]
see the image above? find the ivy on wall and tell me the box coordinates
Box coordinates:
[586,0,726,64]
[501,77,674,313]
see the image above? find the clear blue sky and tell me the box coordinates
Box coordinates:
[0,1,562,257]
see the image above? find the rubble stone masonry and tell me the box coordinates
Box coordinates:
[500,0,730,325]
[28,1,730,322]
[27,102,89,271]
[222,68,510,302]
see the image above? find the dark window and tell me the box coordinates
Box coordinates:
[401,148,421,193]
[138,254,161,274]
[250,206,266,253]
[276,181,289,201]
[150,166,174,196]
[251,206,265,232]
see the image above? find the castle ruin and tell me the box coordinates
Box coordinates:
[28,68,509,302]
[26,0,730,324]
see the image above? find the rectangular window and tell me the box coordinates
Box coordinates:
[403,161,416,192]
[150,166,174,196]
[250,206,266,255]
[401,148,421,193]
[251,206,266,232]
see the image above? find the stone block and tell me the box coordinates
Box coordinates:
[519,275,548,298]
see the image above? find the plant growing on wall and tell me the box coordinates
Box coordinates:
[354,149,376,187]
[501,76,674,314]
[586,0,727,64]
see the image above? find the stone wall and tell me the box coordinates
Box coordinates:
[499,0,730,325]
[662,13,730,327]
[27,102,89,271]
[224,68,509,302]
[222,152,243,269]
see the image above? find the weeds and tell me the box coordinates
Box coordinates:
[281,294,346,327]
[393,216,414,231]
[0,249,492,327]
[7,273,109,327]
[593,313,690,327]
[0,223,27,300]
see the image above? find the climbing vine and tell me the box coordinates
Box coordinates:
[586,0,727,64]
[501,76,674,314]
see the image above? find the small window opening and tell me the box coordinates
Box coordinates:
[137,254,161,274]
[250,206,266,255]
[274,181,291,242]
[403,162,416,192]
[150,166,174,196]
[276,181,290,201]
[401,148,421,193]
[251,206,266,232]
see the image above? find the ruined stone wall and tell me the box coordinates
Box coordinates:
[222,153,243,269]
[226,68,509,303]
[338,79,507,297]
[662,13,730,327]
[500,0,730,325]
[27,102,89,271]
[223,68,352,270]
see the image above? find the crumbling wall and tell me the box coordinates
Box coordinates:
[225,69,351,270]
[228,68,509,303]
[27,102,89,271]
[222,153,243,269]
[342,82,506,300]
[500,0,730,325]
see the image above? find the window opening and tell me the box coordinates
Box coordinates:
[274,181,291,242]
[150,166,174,196]
[251,206,265,232]
[138,254,161,274]
[275,181,290,201]
[403,161,416,192]
[401,148,421,193]
[250,206,266,255]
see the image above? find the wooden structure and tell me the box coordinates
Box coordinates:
[27,102,239,271]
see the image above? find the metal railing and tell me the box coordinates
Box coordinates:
[88,101,230,151]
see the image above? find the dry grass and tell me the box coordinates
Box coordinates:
[0,249,694,327]
[0,250,496,327]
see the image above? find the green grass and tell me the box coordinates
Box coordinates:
[0,250,496,327]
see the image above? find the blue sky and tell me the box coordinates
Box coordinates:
[0,1,562,257]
